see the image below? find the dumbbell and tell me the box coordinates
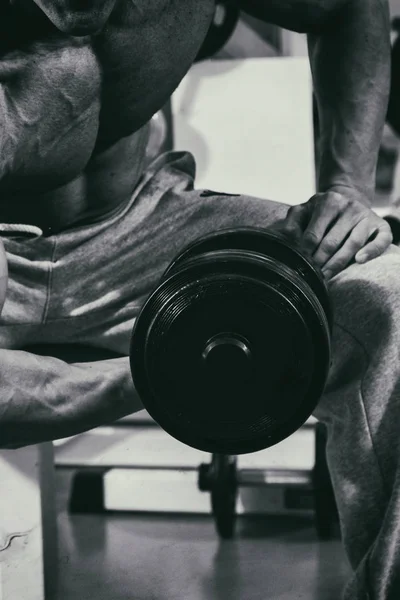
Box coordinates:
[130,226,332,456]
[195,0,240,62]
[198,422,339,540]
[387,18,400,136]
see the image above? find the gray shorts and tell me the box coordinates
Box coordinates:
[0,150,287,353]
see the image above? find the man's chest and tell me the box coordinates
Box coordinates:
[92,0,216,140]
[1,0,215,142]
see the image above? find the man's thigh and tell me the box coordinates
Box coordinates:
[44,151,289,354]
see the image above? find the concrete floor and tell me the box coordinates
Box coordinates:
[55,470,351,600]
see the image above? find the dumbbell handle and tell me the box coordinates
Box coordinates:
[237,468,313,488]
[199,462,313,492]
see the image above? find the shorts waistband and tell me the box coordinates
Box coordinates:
[0,224,43,238]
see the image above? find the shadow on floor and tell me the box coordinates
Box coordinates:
[54,469,351,600]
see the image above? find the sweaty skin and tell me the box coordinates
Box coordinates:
[0,0,215,233]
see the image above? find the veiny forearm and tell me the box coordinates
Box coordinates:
[0,350,142,449]
[308,0,391,202]
[241,0,391,204]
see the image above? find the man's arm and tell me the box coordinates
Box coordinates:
[242,0,390,201]
[0,350,142,449]
[309,0,390,202]
[241,0,392,277]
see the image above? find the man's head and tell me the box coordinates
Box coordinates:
[30,0,118,35]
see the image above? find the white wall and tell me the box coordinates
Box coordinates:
[390,0,400,17]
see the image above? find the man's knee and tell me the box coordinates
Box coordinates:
[328,245,400,352]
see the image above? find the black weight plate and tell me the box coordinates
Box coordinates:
[132,263,328,454]
[211,454,238,539]
[195,1,240,62]
[131,251,331,455]
[164,227,332,329]
[388,23,400,136]
[313,423,339,540]
[173,246,330,345]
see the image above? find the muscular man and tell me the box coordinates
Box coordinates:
[0,0,398,597]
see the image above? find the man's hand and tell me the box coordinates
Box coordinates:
[276,188,393,280]
[241,0,391,281]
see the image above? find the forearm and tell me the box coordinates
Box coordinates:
[0,350,142,449]
[309,0,391,203]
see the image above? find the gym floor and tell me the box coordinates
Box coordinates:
[55,469,351,600]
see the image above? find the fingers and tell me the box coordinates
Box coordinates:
[355,223,393,263]
[275,191,393,281]
[281,205,308,240]
[301,193,342,256]
[312,215,370,268]
[274,204,311,248]
[321,219,374,279]
[321,220,393,279]
[273,193,393,281]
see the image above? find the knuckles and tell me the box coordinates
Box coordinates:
[318,237,340,254]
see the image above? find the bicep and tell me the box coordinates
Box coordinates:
[239,0,350,33]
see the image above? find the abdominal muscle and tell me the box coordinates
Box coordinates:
[0,125,151,234]
[0,35,151,234]
[0,0,214,234]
